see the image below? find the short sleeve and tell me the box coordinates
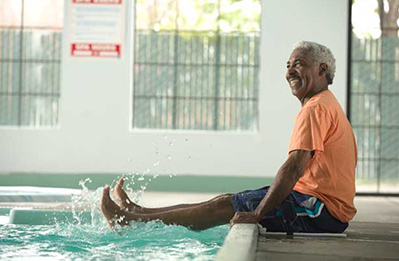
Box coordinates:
[288,105,331,154]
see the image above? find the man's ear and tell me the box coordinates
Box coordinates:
[319,63,328,76]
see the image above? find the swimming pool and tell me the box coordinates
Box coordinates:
[0,221,228,260]
[0,184,229,260]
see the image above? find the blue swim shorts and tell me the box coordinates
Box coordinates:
[230,186,348,233]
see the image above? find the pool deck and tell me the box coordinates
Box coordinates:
[1,191,399,260]
[256,221,399,260]
[255,196,399,261]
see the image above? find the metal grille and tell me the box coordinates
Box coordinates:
[132,0,261,131]
[351,35,399,191]
[0,0,62,127]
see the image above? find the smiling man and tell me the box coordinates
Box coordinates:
[100,41,357,233]
[230,41,357,232]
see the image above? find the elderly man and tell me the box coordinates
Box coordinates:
[100,41,357,233]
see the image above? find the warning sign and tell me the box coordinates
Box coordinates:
[69,0,124,58]
[71,43,121,57]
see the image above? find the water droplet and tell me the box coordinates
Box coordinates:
[164,135,168,140]
[128,158,132,162]
[167,155,172,160]
[185,138,188,142]
[169,141,173,146]
[188,156,192,160]
[153,161,160,167]
[138,177,144,181]
[153,173,159,178]
[169,174,173,178]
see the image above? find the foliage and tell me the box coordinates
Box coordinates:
[135,0,261,32]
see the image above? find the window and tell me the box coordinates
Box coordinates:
[351,0,399,192]
[132,0,261,131]
[0,0,63,127]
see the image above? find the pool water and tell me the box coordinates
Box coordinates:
[0,182,229,260]
[0,221,229,260]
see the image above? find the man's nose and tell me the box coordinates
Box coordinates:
[286,65,296,77]
[287,64,296,73]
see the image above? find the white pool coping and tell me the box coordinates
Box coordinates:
[0,186,81,202]
[215,224,259,261]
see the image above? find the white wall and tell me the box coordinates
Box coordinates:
[0,0,349,177]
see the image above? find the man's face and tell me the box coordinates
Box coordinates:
[286,49,320,101]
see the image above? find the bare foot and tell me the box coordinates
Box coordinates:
[100,186,131,229]
[113,177,144,213]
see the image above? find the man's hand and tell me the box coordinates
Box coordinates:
[230,212,259,228]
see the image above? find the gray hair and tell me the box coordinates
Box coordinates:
[294,41,336,85]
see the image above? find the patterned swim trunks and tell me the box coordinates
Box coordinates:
[230,186,348,233]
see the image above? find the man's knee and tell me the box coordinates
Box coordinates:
[214,194,234,210]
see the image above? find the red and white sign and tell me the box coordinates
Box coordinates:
[71,43,121,57]
[69,0,124,58]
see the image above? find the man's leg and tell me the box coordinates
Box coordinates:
[101,186,235,231]
[113,177,232,214]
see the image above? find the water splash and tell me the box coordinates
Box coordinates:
[70,178,105,228]
[153,160,160,167]
[121,168,161,206]
[68,149,178,230]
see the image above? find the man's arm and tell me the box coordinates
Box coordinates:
[230,149,312,226]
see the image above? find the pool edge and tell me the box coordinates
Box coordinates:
[9,208,92,225]
[215,223,258,261]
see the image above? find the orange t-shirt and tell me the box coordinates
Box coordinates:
[289,90,357,223]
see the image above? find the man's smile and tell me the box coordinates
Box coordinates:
[288,76,302,88]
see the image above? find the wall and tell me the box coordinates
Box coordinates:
[0,0,349,178]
